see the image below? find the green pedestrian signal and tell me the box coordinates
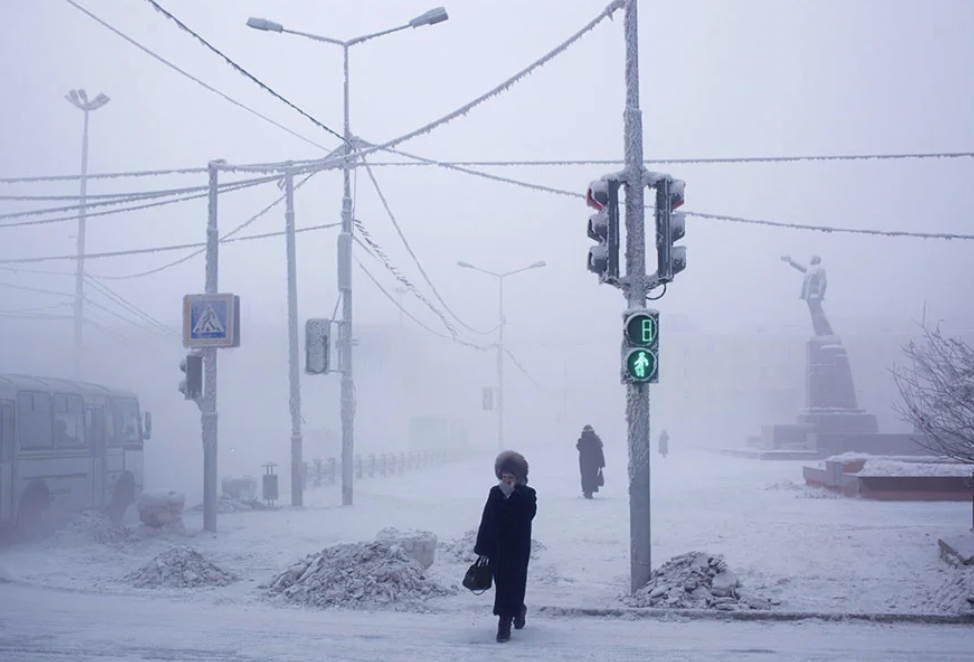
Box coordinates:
[622,308,660,384]
[624,348,657,382]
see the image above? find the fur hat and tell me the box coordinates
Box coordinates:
[494,450,529,484]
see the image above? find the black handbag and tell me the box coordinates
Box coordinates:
[462,556,492,594]
[597,468,605,487]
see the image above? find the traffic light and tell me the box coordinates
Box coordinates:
[179,352,203,400]
[621,308,659,384]
[305,318,331,375]
[585,177,621,283]
[655,175,687,283]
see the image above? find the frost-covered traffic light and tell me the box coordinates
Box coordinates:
[179,352,203,401]
[585,177,621,284]
[305,318,331,375]
[655,176,686,283]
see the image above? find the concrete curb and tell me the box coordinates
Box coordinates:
[535,605,974,625]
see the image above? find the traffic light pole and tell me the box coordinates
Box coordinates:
[202,161,221,533]
[339,44,356,507]
[622,0,653,596]
[284,169,305,508]
[496,277,506,452]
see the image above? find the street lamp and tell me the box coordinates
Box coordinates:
[456,259,546,451]
[65,89,110,381]
[246,8,449,507]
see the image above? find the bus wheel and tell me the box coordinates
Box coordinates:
[16,482,49,541]
[106,472,136,524]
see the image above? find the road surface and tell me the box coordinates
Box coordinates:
[1,582,971,662]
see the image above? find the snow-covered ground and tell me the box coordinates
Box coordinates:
[0,448,971,617]
[822,452,974,477]
[2,580,973,662]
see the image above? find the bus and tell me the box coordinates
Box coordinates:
[0,374,152,534]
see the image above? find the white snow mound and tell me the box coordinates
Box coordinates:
[627,551,774,611]
[188,494,270,514]
[437,529,546,564]
[126,547,239,589]
[50,511,132,546]
[375,527,437,570]
[927,563,974,614]
[266,541,455,611]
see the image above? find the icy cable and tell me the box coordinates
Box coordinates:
[359,151,974,168]
[360,156,493,336]
[139,0,346,143]
[0,221,339,266]
[91,173,319,279]
[63,0,329,152]
[0,175,278,225]
[381,148,974,241]
[0,175,276,202]
[84,276,178,337]
[354,253,491,352]
[503,347,556,397]
[352,224,463,340]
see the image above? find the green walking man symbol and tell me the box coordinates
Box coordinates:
[633,351,651,378]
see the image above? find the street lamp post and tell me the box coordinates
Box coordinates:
[246,7,449,507]
[457,260,546,451]
[65,89,110,381]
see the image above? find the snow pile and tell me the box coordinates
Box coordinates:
[627,552,774,611]
[765,479,841,499]
[927,563,974,614]
[50,511,132,546]
[125,547,239,589]
[188,494,269,515]
[437,529,546,564]
[266,541,454,611]
[375,527,437,570]
[854,460,973,478]
[137,490,185,528]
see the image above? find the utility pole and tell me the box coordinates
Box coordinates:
[202,160,221,533]
[65,89,110,381]
[622,0,652,595]
[245,7,451,507]
[284,169,305,508]
[496,278,506,451]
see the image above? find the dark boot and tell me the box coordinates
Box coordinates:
[583,492,593,499]
[513,604,526,630]
[496,616,512,642]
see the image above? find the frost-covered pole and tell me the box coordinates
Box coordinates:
[339,44,356,506]
[202,160,221,533]
[284,169,305,508]
[622,0,652,595]
[496,276,506,451]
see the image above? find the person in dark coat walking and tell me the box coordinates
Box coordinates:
[474,450,537,643]
[576,425,605,499]
[658,429,669,458]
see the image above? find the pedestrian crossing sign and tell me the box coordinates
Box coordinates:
[183,293,240,348]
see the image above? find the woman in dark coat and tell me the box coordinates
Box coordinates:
[576,424,605,499]
[474,450,537,643]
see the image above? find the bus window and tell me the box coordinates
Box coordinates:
[1,403,12,462]
[53,394,86,447]
[110,398,142,446]
[16,392,53,449]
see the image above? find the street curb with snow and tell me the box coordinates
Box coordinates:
[535,605,974,625]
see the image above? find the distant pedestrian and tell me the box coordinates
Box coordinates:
[576,425,605,499]
[474,451,537,643]
[658,429,669,458]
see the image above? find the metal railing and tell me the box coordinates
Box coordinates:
[306,448,472,488]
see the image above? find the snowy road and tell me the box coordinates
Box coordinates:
[1,583,972,662]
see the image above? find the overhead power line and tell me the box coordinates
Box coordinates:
[0,220,339,266]
[92,172,319,279]
[361,151,974,168]
[359,156,493,336]
[138,0,345,143]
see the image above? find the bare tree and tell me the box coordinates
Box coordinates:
[892,325,974,464]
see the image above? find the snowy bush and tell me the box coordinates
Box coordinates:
[627,551,775,611]
[125,547,239,589]
[266,541,454,611]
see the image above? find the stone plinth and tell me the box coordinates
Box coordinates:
[805,337,860,410]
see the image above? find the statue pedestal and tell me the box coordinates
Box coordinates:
[800,336,878,434]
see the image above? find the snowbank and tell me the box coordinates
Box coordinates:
[927,563,974,614]
[374,527,437,570]
[266,541,454,611]
[125,547,239,589]
[49,511,132,546]
[823,453,974,477]
[627,552,775,611]
[437,529,546,564]
[188,494,270,515]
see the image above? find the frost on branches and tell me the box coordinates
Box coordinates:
[892,325,974,464]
